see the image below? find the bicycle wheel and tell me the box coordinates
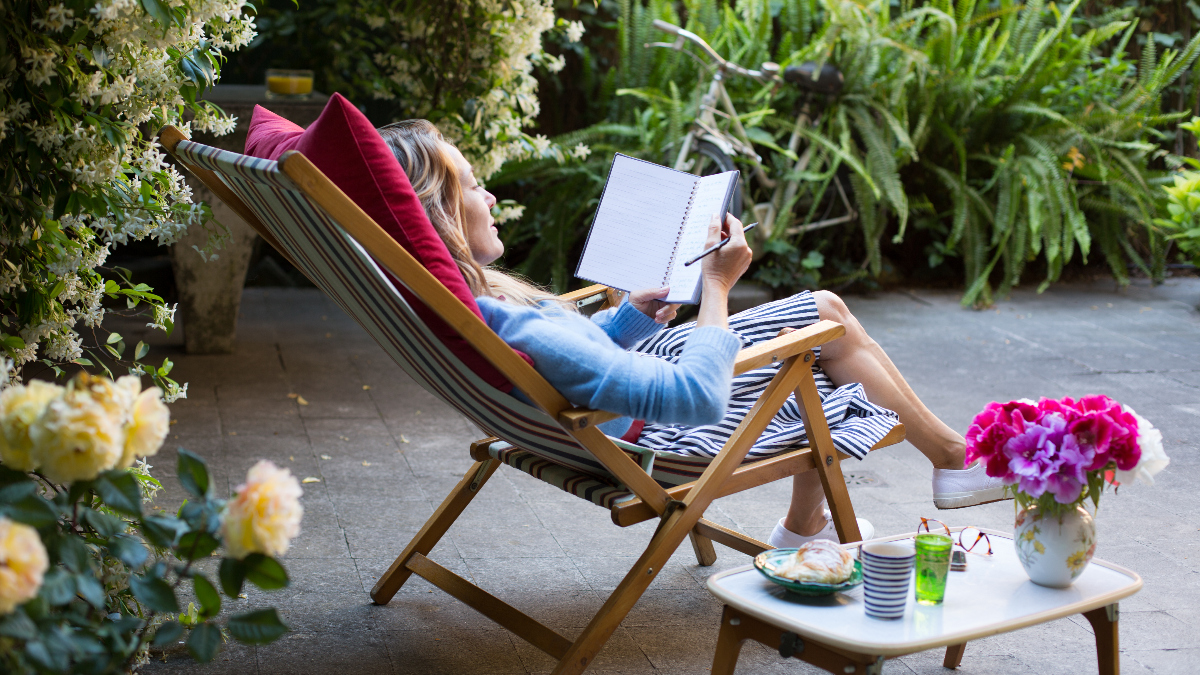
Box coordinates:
[680,141,744,220]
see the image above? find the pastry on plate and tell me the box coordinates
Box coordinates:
[774,539,855,584]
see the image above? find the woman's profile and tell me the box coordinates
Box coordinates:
[378,119,1006,546]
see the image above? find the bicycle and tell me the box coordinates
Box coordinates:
[647,20,857,250]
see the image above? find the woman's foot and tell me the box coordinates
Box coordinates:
[767,511,875,548]
[933,461,1010,509]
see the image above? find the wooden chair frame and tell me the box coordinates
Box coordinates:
[160,126,905,675]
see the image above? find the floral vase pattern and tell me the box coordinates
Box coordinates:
[1014,504,1096,588]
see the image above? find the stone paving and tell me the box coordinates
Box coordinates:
[137,277,1200,675]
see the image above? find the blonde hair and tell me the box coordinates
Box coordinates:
[377,120,572,311]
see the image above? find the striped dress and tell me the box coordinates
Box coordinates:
[632,291,899,462]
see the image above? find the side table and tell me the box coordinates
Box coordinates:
[705,529,1141,675]
[170,85,328,353]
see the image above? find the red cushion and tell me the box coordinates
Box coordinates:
[245,94,530,391]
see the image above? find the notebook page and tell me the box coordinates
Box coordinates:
[576,154,697,292]
[665,171,737,304]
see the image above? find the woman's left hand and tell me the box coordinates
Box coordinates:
[629,287,680,324]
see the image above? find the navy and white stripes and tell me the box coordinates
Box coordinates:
[633,292,900,462]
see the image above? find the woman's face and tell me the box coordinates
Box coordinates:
[447,144,502,265]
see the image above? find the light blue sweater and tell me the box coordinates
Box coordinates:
[477,297,742,436]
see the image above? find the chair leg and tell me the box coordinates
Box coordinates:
[688,529,718,566]
[370,458,499,605]
[549,502,707,675]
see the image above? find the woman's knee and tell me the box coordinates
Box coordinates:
[813,290,850,324]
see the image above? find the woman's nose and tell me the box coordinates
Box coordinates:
[485,190,497,208]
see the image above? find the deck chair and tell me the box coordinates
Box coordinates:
[160,126,905,675]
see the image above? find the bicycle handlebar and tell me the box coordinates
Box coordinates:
[651,19,769,81]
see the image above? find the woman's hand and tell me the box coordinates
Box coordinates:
[629,287,680,324]
[694,213,752,331]
[701,212,752,293]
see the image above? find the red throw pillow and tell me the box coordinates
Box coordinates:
[244,93,531,391]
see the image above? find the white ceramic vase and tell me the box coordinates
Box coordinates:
[1014,503,1097,588]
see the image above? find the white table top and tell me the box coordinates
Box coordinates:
[706,528,1142,656]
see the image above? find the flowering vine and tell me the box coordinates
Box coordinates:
[0,0,254,387]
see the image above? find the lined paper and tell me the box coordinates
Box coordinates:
[576,155,696,292]
[665,172,735,303]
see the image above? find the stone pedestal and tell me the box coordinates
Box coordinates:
[171,85,329,353]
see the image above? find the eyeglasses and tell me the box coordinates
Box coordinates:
[917,517,993,557]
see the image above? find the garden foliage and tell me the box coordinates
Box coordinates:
[495,0,1200,302]
[244,0,589,185]
[0,373,300,673]
[0,0,253,386]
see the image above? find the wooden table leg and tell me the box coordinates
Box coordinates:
[711,606,747,675]
[1083,603,1119,675]
[943,642,966,669]
[712,606,883,674]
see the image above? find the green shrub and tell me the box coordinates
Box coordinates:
[496,0,1199,302]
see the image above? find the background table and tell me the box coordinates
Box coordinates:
[705,529,1141,675]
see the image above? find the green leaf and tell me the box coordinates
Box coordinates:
[176,531,220,560]
[0,488,59,528]
[38,569,75,606]
[135,341,150,360]
[82,506,124,538]
[176,448,210,498]
[47,532,90,573]
[141,515,186,548]
[228,608,289,645]
[187,622,221,663]
[219,557,246,597]
[193,574,221,618]
[0,609,38,640]
[243,554,289,590]
[106,332,123,344]
[130,573,179,613]
[107,534,149,568]
[75,574,105,610]
[152,621,183,647]
[94,470,143,516]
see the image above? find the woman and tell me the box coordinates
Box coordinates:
[379,120,1005,546]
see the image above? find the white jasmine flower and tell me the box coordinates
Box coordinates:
[565,20,585,43]
[570,143,591,160]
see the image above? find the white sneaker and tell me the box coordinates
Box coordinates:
[767,510,875,547]
[933,461,1010,509]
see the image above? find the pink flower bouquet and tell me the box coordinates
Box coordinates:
[965,395,1168,513]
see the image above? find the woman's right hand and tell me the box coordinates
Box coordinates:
[701,212,752,293]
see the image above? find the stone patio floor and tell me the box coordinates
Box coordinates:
[136,277,1200,675]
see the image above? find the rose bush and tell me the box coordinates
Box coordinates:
[0,373,300,673]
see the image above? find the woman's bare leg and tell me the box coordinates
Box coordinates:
[811,290,967,470]
[783,470,827,536]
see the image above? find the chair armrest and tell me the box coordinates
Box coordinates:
[559,284,610,306]
[558,407,622,431]
[558,320,845,430]
[733,320,845,375]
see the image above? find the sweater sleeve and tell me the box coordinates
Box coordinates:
[589,299,665,348]
[479,298,740,426]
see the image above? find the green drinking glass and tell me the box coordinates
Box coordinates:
[914,533,953,605]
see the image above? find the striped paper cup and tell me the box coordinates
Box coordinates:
[861,542,915,620]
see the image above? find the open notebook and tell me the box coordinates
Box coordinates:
[575,154,740,304]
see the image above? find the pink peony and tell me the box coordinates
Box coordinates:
[966,400,1039,477]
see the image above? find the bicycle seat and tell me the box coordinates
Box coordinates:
[783,63,843,95]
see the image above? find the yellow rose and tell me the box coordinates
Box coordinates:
[118,383,169,469]
[222,461,303,560]
[31,374,126,484]
[0,517,49,615]
[0,380,64,471]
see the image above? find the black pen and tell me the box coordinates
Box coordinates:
[683,222,759,267]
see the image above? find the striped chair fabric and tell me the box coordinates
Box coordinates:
[175,139,731,497]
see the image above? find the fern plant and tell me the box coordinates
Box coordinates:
[493,0,1198,302]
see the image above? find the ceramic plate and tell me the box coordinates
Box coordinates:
[754,548,864,596]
